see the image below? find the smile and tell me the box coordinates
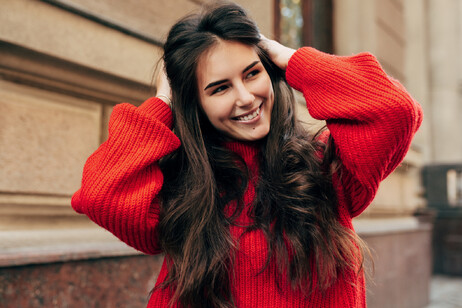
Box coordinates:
[233,104,262,122]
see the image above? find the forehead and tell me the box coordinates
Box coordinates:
[196,40,260,85]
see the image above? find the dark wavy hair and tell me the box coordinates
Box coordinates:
[157,2,366,307]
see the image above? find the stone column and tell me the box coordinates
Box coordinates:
[428,0,462,163]
[404,0,431,162]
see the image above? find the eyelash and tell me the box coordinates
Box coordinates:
[246,69,260,79]
[212,85,229,95]
[211,69,261,95]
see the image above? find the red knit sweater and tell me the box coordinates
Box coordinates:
[72,47,423,307]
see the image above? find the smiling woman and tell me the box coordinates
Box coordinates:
[71,1,423,307]
[197,41,275,141]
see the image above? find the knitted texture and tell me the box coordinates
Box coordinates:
[72,47,423,307]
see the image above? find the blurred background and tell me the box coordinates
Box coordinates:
[0,0,461,307]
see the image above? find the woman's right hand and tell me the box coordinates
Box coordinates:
[155,61,172,108]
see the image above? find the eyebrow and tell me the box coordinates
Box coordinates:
[203,60,261,91]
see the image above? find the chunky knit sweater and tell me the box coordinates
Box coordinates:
[72,47,423,307]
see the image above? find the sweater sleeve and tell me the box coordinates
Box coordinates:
[71,97,181,254]
[285,47,423,218]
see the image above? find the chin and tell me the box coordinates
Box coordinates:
[238,126,270,142]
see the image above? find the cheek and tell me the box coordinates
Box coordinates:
[202,100,233,125]
[254,75,274,99]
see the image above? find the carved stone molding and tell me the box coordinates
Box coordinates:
[0,40,153,106]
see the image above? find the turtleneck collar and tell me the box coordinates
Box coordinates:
[223,140,261,169]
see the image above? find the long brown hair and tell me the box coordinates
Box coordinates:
[157,2,366,307]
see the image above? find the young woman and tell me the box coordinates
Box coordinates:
[72,2,423,307]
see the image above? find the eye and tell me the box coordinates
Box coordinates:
[246,69,260,79]
[212,84,229,95]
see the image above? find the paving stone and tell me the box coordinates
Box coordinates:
[426,275,462,308]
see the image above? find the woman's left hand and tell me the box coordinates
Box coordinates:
[259,34,296,71]
[155,61,172,108]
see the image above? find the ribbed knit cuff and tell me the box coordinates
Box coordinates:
[137,97,174,128]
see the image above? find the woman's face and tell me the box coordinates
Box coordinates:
[196,40,274,142]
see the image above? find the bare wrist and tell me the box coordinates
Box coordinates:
[156,94,172,107]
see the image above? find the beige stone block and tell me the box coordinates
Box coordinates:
[401,166,424,210]
[404,0,430,160]
[430,90,462,162]
[376,0,406,79]
[333,0,362,55]
[0,0,161,84]
[0,80,101,196]
[376,0,405,44]
[58,0,200,43]
[376,25,405,79]
[427,0,462,163]
[32,0,274,42]
[102,104,115,142]
[369,169,405,214]
[333,0,377,55]
[428,0,460,88]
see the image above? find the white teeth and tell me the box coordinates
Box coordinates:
[236,107,260,121]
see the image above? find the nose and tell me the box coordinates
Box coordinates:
[235,82,255,107]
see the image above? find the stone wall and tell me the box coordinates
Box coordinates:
[0,1,433,307]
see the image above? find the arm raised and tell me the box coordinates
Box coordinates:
[285,47,423,217]
[72,97,180,254]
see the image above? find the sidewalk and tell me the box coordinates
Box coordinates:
[426,275,462,308]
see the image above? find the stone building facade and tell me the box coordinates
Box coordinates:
[2,0,459,307]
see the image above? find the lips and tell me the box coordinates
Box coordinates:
[233,103,263,122]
